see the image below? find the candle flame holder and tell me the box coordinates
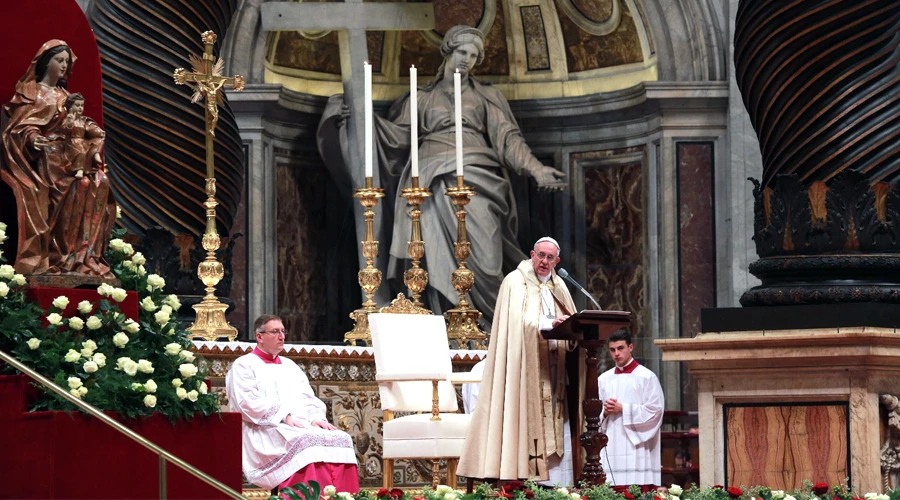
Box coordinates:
[400,177,432,307]
[344,177,385,346]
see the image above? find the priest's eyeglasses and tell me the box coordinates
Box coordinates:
[261,329,286,336]
[535,252,557,262]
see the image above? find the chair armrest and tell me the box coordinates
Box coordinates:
[448,372,482,384]
[375,373,446,382]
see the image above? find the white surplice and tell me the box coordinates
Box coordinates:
[597,362,664,486]
[226,353,357,489]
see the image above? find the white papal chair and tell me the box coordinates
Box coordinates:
[369,308,481,489]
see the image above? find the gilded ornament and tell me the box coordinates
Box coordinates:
[444,177,487,349]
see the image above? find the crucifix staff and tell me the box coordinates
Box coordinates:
[173,30,245,341]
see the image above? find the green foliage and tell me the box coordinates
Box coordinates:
[0,220,218,422]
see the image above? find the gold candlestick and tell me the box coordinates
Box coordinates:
[444,176,487,349]
[344,176,385,346]
[174,31,244,342]
[400,176,432,307]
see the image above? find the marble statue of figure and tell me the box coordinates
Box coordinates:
[1,40,117,278]
[318,26,565,321]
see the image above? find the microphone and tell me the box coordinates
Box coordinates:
[557,268,602,310]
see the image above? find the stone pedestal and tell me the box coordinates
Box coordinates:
[657,328,900,492]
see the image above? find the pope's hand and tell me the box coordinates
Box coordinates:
[552,315,570,327]
[312,420,337,430]
[284,415,307,428]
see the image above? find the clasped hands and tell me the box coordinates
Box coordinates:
[603,398,623,415]
[284,414,338,430]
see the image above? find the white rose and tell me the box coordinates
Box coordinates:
[556,489,569,496]
[0,282,8,298]
[165,294,182,311]
[172,378,183,388]
[187,389,199,402]
[785,495,796,500]
[46,313,63,326]
[83,361,99,373]
[64,349,81,362]
[164,343,182,356]
[116,357,133,370]
[0,221,6,231]
[864,494,877,500]
[154,310,170,326]
[143,394,157,408]
[176,387,188,400]
[140,296,157,312]
[131,382,143,391]
[160,304,173,316]
[669,486,683,496]
[147,274,166,290]
[0,264,14,280]
[123,360,139,377]
[12,274,25,286]
[772,491,785,499]
[110,288,128,303]
[81,339,97,354]
[137,265,146,276]
[178,363,198,378]
[323,485,337,498]
[122,243,134,256]
[144,379,158,393]
[0,229,5,242]
[123,319,140,334]
[116,205,122,219]
[68,316,84,330]
[131,252,146,266]
[67,377,83,389]
[52,295,70,309]
[26,338,41,350]
[109,238,126,252]
[137,359,154,374]
[179,350,195,363]
[96,283,114,297]
[337,493,355,500]
[670,496,680,500]
[112,332,129,348]
[571,493,581,500]
[199,382,208,394]
[436,487,453,494]
[122,260,136,270]
[93,352,107,368]
[70,388,83,399]
[86,316,103,330]
[77,300,92,314]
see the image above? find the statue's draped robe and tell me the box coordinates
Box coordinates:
[320,78,548,321]
[458,260,576,481]
[1,40,115,276]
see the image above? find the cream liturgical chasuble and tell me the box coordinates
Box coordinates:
[458,260,576,481]
[226,350,357,489]
[598,360,664,486]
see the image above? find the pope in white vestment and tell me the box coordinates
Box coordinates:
[226,315,359,491]
[598,331,664,486]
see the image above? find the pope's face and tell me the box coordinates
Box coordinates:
[530,241,560,278]
[449,42,480,77]
[256,319,285,356]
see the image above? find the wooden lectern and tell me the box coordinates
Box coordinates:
[543,310,632,486]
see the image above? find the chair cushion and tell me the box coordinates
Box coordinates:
[382,413,471,459]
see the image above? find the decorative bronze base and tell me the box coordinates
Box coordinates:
[188,300,238,341]
[345,308,375,347]
[27,274,121,289]
[444,308,487,350]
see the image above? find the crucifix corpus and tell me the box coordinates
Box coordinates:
[173,30,245,341]
[260,1,435,306]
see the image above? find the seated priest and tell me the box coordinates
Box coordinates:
[226,315,359,492]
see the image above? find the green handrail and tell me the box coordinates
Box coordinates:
[0,349,244,500]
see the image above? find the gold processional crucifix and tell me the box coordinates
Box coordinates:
[173,30,244,341]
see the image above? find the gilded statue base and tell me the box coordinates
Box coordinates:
[188,300,238,341]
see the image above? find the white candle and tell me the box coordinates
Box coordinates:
[410,65,419,178]
[454,69,463,178]
[364,61,373,178]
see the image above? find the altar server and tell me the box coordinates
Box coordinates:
[598,331,664,486]
[226,315,359,492]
